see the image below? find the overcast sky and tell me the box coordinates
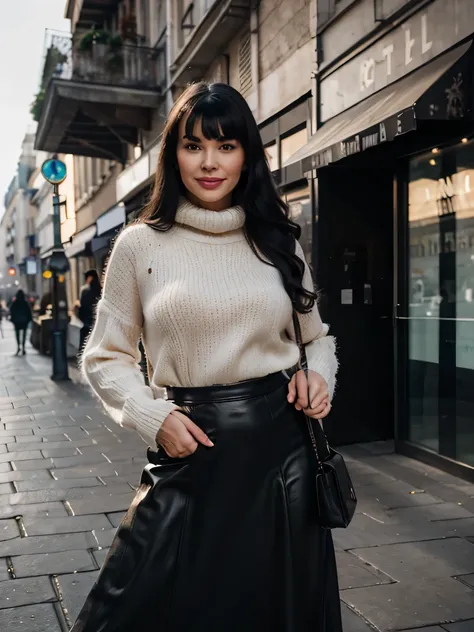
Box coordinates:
[0,0,69,221]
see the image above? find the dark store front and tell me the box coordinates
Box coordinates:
[285,39,474,480]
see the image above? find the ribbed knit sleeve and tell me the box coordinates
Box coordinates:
[291,242,338,398]
[80,228,177,446]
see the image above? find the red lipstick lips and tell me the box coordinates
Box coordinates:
[196,178,225,190]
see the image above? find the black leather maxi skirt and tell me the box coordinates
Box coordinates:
[70,367,343,632]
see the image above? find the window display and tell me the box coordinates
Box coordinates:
[408,139,474,465]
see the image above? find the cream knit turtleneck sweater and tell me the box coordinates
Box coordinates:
[81,199,338,447]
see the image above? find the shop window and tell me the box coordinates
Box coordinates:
[265,143,279,172]
[283,186,313,269]
[281,128,308,168]
[407,139,474,466]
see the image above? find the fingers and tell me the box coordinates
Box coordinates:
[158,412,198,457]
[180,414,214,447]
[305,398,331,419]
[156,410,213,458]
[292,371,330,412]
[310,388,330,411]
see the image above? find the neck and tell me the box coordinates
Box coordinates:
[175,197,246,236]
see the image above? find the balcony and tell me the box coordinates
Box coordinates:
[35,30,165,162]
[171,0,251,85]
[66,0,119,30]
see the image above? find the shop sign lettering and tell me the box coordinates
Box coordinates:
[320,0,474,121]
[359,16,432,92]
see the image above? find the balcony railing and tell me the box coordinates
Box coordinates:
[34,29,165,160]
[41,30,165,93]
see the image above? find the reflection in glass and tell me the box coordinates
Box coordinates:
[285,186,312,267]
[281,128,308,167]
[265,143,279,172]
[408,139,474,465]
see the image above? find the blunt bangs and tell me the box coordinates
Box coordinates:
[183,93,248,148]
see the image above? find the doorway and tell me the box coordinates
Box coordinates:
[315,165,395,445]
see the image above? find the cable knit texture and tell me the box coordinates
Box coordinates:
[81,198,338,447]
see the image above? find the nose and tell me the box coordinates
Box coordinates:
[201,148,218,172]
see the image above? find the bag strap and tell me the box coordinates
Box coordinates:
[292,309,331,469]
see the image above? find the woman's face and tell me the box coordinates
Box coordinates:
[176,115,246,211]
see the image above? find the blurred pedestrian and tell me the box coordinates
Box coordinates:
[78,269,101,352]
[9,290,32,356]
[39,290,52,316]
[74,83,341,631]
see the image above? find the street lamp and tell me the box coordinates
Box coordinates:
[41,157,70,382]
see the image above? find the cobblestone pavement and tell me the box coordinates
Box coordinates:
[0,321,473,631]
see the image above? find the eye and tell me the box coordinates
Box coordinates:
[221,143,237,151]
[185,143,200,151]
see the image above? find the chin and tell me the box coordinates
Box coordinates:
[188,187,233,209]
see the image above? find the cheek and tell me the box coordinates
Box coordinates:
[227,153,246,180]
[177,152,195,180]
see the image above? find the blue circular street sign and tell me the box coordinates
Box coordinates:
[41,158,67,185]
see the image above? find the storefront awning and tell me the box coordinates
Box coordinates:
[96,203,126,237]
[64,224,97,259]
[284,41,472,173]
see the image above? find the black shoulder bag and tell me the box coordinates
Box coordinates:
[292,310,357,529]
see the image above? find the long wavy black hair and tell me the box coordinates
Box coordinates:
[140,82,316,313]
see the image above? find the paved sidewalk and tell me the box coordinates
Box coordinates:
[0,321,473,631]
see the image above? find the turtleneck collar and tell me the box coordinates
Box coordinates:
[175,198,246,235]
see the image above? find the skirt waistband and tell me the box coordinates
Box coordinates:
[166,364,299,405]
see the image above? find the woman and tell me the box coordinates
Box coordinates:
[78,269,101,351]
[75,82,342,631]
[9,290,32,356]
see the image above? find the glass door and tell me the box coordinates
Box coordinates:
[402,139,474,467]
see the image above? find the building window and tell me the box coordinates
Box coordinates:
[281,127,308,168]
[407,138,474,466]
[374,0,416,21]
[318,0,358,29]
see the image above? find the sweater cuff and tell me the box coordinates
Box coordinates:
[305,335,338,399]
[122,385,178,447]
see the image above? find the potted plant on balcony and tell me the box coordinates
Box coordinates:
[78,28,111,52]
[76,28,112,80]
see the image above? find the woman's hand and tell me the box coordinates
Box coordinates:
[287,370,331,419]
[156,410,214,457]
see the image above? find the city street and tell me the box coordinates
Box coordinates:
[0,320,473,632]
